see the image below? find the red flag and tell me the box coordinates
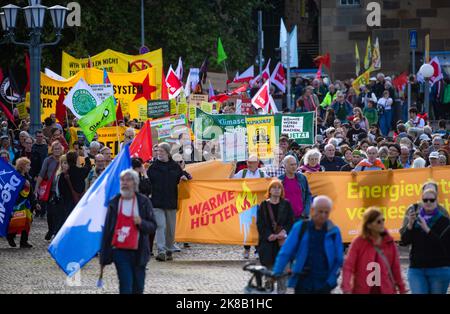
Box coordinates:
[161,69,169,100]
[230,84,248,96]
[270,62,286,93]
[251,80,271,113]
[0,101,17,127]
[165,67,183,99]
[210,93,230,103]
[315,63,323,79]
[129,120,153,162]
[392,72,408,92]
[87,56,93,68]
[262,59,271,81]
[25,53,30,93]
[116,100,124,122]
[55,90,66,125]
[314,53,331,69]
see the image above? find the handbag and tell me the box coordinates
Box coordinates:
[64,173,83,204]
[372,243,398,292]
[38,161,59,202]
[267,201,285,246]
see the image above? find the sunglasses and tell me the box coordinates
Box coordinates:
[374,218,385,224]
[178,160,184,164]
[422,198,436,203]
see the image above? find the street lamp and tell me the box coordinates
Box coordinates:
[419,63,434,118]
[1,1,68,135]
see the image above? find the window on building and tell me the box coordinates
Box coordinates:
[339,0,361,6]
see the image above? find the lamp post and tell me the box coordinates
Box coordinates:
[1,1,67,136]
[419,63,434,118]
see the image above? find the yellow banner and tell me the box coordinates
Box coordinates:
[245,116,275,159]
[61,48,163,97]
[40,68,156,121]
[96,126,127,157]
[175,167,450,244]
[176,179,269,245]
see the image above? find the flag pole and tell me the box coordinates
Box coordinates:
[115,100,121,153]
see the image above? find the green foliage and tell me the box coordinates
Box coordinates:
[0,0,271,75]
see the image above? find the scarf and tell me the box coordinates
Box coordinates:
[419,207,441,227]
[299,164,322,173]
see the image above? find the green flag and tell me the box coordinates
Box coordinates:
[79,96,117,142]
[217,37,227,64]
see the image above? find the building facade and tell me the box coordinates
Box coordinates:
[281,0,450,80]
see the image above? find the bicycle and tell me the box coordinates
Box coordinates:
[243,262,290,294]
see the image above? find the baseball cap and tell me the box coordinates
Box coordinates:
[248,154,259,162]
[429,152,440,159]
[352,150,365,157]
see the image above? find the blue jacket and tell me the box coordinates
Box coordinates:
[278,172,312,217]
[272,220,344,289]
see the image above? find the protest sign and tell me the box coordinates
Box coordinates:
[96,126,126,157]
[245,116,276,159]
[147,100,170,118]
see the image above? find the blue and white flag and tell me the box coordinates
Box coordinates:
[0,159,25,237]
[48,145,132,276]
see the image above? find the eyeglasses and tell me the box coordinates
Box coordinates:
[422,198,436,203]
[375,218,385,224]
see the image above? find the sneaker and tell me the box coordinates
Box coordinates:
[166,252,173,261]
[169,244,181,253]
[155,252,166,262]
[20,243,33,249]
[44,232,52,241]
[183,243,191,248]
[243,249,250,259]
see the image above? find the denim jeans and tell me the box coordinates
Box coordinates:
[112,249,146,294]
[153,208,177,254]
[408,267,450,294]
[379,109,393,136]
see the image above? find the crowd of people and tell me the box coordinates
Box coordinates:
[1,70,449,295]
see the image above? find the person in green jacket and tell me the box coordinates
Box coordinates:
[363,100,379,127]
[382,143,403,170]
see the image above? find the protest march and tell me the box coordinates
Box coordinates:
[0,0,450,299]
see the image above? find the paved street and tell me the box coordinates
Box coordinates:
[0,218,437,294]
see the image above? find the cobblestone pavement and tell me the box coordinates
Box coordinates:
[0,218,424,294]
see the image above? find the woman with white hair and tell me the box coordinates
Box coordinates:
[412,157,426,168]
[298,149,324,173]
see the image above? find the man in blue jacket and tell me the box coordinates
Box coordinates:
[272,195,343,294]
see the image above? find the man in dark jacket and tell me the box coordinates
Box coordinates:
[100,169,156,294]
[321,144,347,171]
[147,142,189,262]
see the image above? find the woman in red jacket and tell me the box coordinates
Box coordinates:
[341,207,407,294]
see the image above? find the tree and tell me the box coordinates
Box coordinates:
[0,0,271,84]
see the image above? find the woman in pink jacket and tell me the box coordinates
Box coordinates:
[341,207,407,294]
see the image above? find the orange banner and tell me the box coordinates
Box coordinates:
[175,167,450,244]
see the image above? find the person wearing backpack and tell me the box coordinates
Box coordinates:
[272,195,344,294]
[342,207,407,294]
[233,154,268,259]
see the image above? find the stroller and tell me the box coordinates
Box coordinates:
[243,262,289,294]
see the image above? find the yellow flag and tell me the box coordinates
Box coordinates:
[355,43,361,76]
[372,37,381,70]
[352,66,374,95]
[364,36,372,70]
